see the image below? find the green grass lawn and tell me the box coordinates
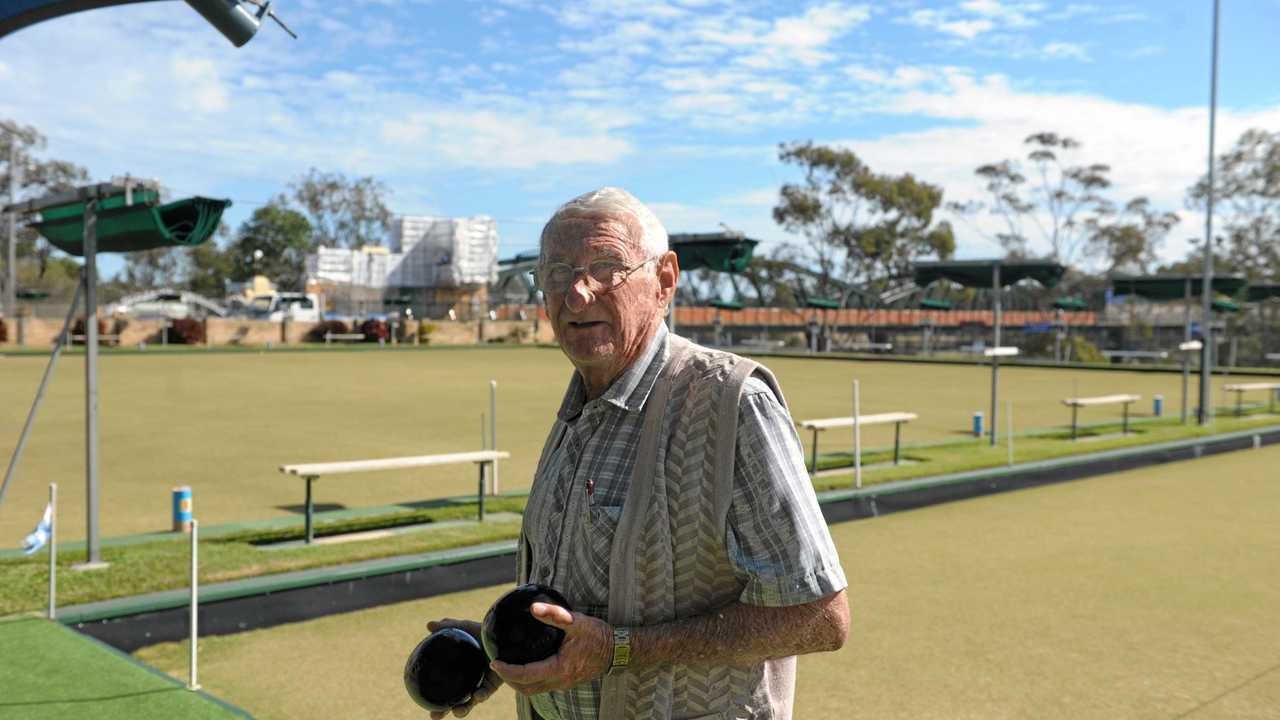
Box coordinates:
[0,616,249,718]
[2,346,1278,615]
[136,444,1280,719]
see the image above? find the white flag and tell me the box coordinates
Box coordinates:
[22,502,52,555]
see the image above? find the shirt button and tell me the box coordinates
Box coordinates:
[538,568,551,582]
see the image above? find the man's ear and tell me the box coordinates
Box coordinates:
[657,250,679,306]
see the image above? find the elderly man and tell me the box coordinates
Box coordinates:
[428,187,848,719]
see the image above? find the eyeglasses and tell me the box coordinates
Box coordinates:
[531,255,661,295]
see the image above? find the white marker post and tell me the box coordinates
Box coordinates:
[48,482,57,620]
[853,380,862,489]
[188,518,200,691]
[489,380,499,495]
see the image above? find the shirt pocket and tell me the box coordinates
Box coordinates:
[576,503,623,602]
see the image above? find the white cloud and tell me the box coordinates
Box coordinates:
[1042,41,1090,62]
[844,72,1280,266]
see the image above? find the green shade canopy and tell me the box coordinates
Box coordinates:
[670,232,759,273]
[919,298,953,310]
[1053,297,1089,311]
[710,299,744,311]
[1246,283,1280,302]
[1212,298,1241,313]
[804,298,841,310]
[913,259,1066,289]
[1111,274,1247,300]
[33,194,231,256]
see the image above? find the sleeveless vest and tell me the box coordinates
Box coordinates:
[518,335,797,720]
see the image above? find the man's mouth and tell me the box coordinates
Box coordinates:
[567,320,607,329]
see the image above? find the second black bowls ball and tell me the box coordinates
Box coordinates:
[481,583,572,665]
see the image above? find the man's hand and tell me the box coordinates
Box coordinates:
[424,618,503,719]
[489,602,613,695]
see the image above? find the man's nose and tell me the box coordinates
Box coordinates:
[562,275,596,313]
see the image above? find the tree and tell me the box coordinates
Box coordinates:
[229,204,312,290]
[185,230,234,298]
[773,141,955,295]
[950,132,1112,265]
[287,168,391,249]
[118,248,183,291]
[1085,197,1180,275]
[1187,128,1280,282]
[1,120,90,294]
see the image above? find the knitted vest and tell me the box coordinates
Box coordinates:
[518,335,796,720]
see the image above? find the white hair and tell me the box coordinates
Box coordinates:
[540,186,669,260]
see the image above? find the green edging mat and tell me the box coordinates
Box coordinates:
[0,616,252,719]
[55,422,1280,626]
[56,539,518,625]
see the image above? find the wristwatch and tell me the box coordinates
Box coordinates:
[608,627,631,675]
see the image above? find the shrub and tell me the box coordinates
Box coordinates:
[306,319,350,343]
[168,317,205,345]
[70,317,109,345]
[418,321,436,344]
[359,318,390,343]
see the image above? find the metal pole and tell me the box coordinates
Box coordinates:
[0,280,82,510]
[853,380,862,489]
[83,200,103,565]
[1183,276,1192,423]
[48,482,57,620]
[304,477,314,544]
[6,136,16,322]
[489,380,498,495]
[990,263,1001,446]
[1199,0,1220,426]
[188,518,200,691]
[1007,400,1014,466]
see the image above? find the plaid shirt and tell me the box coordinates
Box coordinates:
[522,326,846,720]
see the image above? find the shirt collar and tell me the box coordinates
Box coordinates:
[557,323,669,422]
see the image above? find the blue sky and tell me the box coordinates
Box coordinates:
[2,0,1278,280]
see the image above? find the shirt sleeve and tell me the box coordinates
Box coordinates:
[726,375,848,607]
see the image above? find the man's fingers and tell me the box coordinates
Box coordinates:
[530,602,574,628]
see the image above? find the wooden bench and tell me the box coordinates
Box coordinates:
[279,450,509,543]
[324,332,365,344]
[1222,382,1280,416]
[797,412,918,472]
[1061,394,1140,440]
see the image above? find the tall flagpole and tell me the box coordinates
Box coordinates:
[1198,0,1220,425]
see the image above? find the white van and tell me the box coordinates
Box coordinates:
[248,292,320,322]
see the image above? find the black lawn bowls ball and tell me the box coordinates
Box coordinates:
[403,627,489,712]
[481,583,572,665]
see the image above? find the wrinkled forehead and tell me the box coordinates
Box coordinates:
[540,212,645,261]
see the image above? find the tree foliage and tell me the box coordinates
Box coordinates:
[773,141,955,296]
[1085,197,1179,275]
[1187,128,1280,281]
[951,132,1113,265]
[229,203,312,290]
[286,168,391,249]
[1,119,90,290]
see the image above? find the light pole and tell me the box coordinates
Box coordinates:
[1198,0,1220,425]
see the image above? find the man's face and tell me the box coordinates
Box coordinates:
[541,214,676,388]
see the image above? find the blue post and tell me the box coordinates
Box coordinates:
[1153,395,1164,417]
[972,412,984,438]
[172,486,193,532]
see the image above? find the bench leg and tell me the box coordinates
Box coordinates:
[893,423,902,465]
[1123,403,1130,435]
[477,463,487,523]
[304,476,315,545]
[1072,405,1078,441]
[1237,392,1243,417]
[810,428,820,474]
